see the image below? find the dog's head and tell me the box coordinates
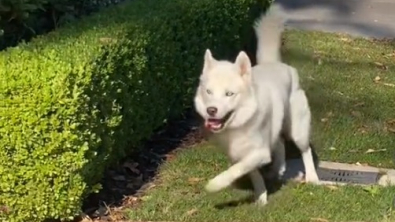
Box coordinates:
[194,49,258,133]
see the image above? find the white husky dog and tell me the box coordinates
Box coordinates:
[193,5,320,205]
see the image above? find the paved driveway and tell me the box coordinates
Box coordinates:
[274,0,395,38]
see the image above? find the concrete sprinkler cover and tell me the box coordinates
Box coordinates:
[284,159,395,186]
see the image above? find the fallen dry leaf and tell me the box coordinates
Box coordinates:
[162,206,171,214]
[122,196,140,206]
[374,62,383,66]
[79,212,93,222]
[214,163,221,171]
[351,110,362,117]
[374,62,388,70]
[321,118,328,123]
[186,208,198,216]
[140,195,152,201]
[0,205,9,214]
[123,162,140,174]
[335,91,345,96]
[365,148,387,154]
[385,120,395,133]
[165,153,176,161]
[345,58,353,63]
[387,119,395,125]
[355,162,369,166]
[382,82,395,87]
[353,102,365,107]
[107,206,126,221]
[383,52,395,58]
[321,111,335,123]
[188,177,203,185]
[92,206,109,218]
[325,185,339,191]
[357,125,368,134]
[340,37,352,43]
[141,182,156,191]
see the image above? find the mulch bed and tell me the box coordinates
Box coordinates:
[78,109,206,221]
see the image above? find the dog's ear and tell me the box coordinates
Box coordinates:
[235,51,252,79]
[203,49,215,74]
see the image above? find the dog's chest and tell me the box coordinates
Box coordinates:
[215,133,258,163]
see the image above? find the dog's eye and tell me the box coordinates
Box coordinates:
[206,89,212,95]
[225,91,234,97]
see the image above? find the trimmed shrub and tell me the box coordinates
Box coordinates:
[0,0,270,221]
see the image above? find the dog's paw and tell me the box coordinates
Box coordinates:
[254,192,268,206]
[278,164,286,178]
[305,173,320,184]
[205,174,232,193]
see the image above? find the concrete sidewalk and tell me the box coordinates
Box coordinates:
[274,0,395,38]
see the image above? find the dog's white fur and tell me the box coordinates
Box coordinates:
[194,4,320,205]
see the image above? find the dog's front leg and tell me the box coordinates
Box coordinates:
[205,148,271,193]
[249,169,268,205]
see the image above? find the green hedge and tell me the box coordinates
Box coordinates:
[0,0,269,221]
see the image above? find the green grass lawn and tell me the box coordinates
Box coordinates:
[125,30,395,221]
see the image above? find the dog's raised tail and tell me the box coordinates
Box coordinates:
[254,4,286,64]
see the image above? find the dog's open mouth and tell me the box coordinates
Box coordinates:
[205,111,234,131]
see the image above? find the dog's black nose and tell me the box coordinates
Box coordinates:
[206,107,218,116]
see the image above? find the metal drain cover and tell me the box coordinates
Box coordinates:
[317,167,379,184]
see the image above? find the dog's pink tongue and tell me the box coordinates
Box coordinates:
[205,119,222,130]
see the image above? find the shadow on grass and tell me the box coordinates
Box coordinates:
[215,176,289,209]
[81,109,205,218]
[214,196,255,209]
[211,134,321,210]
